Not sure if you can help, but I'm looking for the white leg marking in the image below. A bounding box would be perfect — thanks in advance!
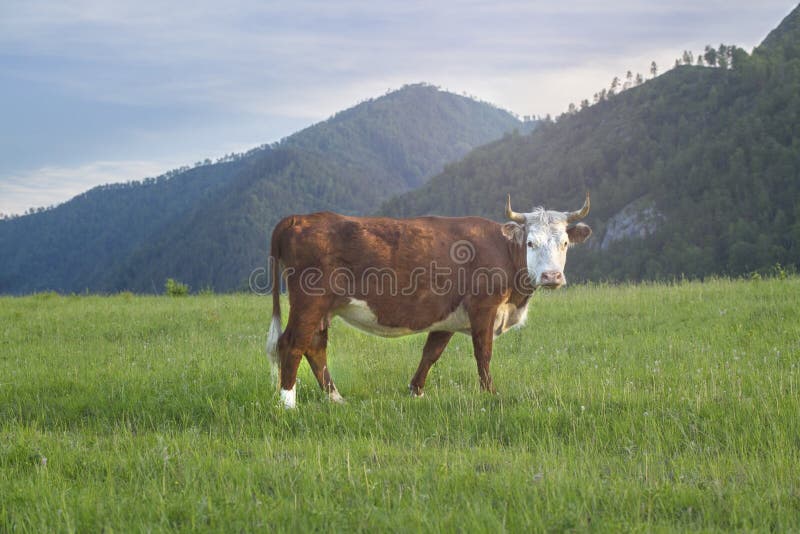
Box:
[280,387,296,409]
[409,385,425,398]
[329,390,345,404]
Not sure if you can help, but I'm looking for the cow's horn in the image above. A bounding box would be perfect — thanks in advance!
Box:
[566,192,590,223]
[505,194,526,224]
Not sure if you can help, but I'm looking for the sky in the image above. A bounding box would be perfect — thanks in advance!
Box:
[0,1,797,216]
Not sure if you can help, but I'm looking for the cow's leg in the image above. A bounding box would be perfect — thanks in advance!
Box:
[472,327,496,393]
[277,332,303,409]
[278,301,328,409]
[409,331,453,397]
[468,308,498,393]
[304,326,344,404]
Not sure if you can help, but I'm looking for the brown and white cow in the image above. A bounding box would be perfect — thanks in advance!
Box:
[267,194,591,408]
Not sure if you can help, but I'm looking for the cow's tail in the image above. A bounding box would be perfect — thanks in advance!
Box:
[266,220,288,389]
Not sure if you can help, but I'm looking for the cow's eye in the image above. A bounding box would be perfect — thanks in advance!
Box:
[527,240,534,248]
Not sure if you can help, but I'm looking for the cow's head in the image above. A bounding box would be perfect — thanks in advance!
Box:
[502,193,592,289]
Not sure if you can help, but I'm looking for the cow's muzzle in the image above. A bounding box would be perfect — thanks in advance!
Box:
[539,271,565,289]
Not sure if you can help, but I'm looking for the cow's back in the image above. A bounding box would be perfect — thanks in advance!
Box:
[274,212,510,272]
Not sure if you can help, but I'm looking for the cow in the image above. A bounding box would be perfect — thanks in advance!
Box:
[266,194,591,408]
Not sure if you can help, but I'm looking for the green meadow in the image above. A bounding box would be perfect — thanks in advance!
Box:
[1,278,799,531]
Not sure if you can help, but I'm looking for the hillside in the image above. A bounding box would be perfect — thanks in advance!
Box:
[381,7,800,281]
[0,84,528,294]
[0,161,250,293]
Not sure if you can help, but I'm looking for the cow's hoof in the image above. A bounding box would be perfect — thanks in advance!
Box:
[409,384,424,398]
[329,390,346,404]
[280,388,297,409]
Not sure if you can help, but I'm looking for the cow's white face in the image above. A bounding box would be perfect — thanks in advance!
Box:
[526,211,571,288]
[502,208,592,289]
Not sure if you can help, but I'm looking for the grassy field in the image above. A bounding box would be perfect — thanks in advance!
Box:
[1,278,799,531]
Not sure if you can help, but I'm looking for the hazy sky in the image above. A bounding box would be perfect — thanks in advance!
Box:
[0,1,796,215]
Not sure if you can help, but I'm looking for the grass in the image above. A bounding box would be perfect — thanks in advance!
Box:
[1,278,799,531]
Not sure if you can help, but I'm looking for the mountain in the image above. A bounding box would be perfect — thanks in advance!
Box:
[0,161,250,294]
[0,84,529,294]
[759,3,800,57]
[381,7,800,281]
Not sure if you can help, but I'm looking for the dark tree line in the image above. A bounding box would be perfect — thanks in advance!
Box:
[563,43,748,120]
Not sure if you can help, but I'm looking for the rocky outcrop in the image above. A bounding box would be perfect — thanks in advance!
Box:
[600,198,664,250]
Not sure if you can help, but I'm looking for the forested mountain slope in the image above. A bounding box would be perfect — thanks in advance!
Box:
[381,7,800,281]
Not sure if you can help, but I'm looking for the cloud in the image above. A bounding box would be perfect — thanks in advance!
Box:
[3,0,794,117]
[0,160,179,215]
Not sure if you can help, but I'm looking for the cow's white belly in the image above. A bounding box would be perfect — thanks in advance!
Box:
[334,298,527,338]
[334,299,416,337]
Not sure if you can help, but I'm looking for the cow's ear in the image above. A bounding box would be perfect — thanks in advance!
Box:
[567,223,592,244]
[501,222,525,245]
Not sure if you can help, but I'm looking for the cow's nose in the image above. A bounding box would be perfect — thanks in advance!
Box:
[540,271,564,288]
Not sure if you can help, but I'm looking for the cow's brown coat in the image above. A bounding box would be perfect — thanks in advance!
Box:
[268,209,584,402]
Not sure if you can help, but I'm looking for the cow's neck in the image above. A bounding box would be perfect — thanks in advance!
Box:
[507,240,534,306]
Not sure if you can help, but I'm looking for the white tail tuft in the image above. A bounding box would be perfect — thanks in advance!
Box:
[266,315,282,388]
